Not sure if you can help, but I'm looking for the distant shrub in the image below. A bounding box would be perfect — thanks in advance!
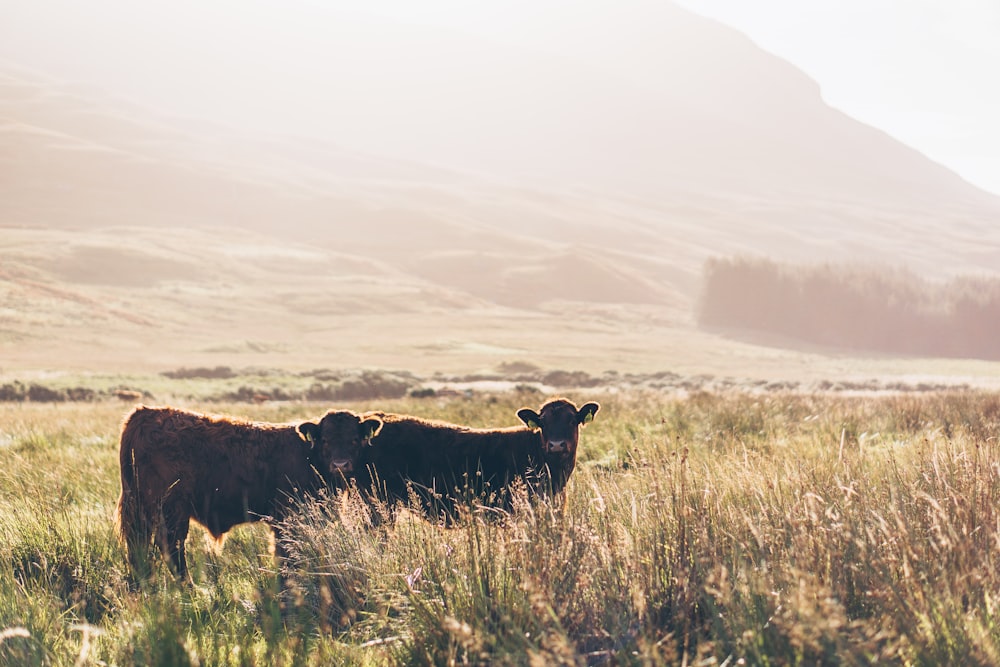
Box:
[699,257,1000,360]
[27,384,65,402]
[409,387,437,398]
[541,370,601,388]
[0,382,26,401]
[161,365,236,379]
[496,361,542,375]
[306,369,342,382]
[305,371,414,402]
[65,386,97,402]
[219,385,297,402]
[448,373,502,383]
[111,388,144,402]
[0,383,126,402]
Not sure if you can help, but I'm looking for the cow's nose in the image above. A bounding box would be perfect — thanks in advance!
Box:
[546,440,568,453]
[331,460,353,473]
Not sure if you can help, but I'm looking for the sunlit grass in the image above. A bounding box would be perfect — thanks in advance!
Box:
[3,390,1000,664]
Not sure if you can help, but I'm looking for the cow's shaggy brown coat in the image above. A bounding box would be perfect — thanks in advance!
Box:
[114,406,380,579]
[298,398,599,520]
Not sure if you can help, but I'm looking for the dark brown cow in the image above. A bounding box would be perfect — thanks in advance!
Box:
[114,406,381,580]
[298,398,599,520]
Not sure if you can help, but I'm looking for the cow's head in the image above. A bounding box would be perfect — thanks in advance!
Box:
[517,399,599,459]
[297,410,383,479]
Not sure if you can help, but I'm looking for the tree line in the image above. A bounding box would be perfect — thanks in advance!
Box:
[698,257,1000,360]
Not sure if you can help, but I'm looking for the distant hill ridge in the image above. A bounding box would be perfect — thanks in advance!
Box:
[2,1,1000,315]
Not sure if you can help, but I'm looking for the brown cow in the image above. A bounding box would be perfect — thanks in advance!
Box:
[298,398,599,520]
[114,406,382,580]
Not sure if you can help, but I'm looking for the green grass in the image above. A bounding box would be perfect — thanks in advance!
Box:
[3,390,1000,664]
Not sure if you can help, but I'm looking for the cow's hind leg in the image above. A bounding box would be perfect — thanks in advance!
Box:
[115,481,157,583]
[156,509,191,581]
[172,525,191,581]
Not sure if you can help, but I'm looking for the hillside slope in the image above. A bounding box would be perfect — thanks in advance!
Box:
[2,1,1000,373]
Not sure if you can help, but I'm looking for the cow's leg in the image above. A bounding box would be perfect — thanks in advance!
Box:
[172,524,190,580]
[271,525,291,590]
[156,508,191,580]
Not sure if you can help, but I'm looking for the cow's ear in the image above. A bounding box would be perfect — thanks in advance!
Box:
[578,402,600,425]
[297,422,319,446]
[361,417,383,443]
[517,408,541,430]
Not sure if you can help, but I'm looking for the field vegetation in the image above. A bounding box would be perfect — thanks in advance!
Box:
[2,385,1000,665]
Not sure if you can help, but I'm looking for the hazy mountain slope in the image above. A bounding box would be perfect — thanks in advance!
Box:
[3,58,999,318]
[3,0,1000,329]
[3,0,994,212]
[533,1,993,207]
[4,4,1000,374]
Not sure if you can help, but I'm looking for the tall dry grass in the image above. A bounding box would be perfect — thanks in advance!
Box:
[2,391,1000,664]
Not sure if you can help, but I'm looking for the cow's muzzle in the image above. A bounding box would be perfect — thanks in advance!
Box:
[330,459,354,473]
[544,440,571,454]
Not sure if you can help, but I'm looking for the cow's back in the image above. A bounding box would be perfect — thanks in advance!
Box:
[358,412,544,507]
[121,406,313,536]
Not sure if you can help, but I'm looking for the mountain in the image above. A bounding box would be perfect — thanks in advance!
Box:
[3,0,995,209]
[2,1,1000,374]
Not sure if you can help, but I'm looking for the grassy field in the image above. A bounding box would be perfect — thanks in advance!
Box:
[2,387,1000,665]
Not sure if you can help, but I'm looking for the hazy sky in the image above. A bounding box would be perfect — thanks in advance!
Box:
[675,0,1000,196]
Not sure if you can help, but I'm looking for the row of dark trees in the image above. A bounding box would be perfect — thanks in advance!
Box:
[698,257,1000,360]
